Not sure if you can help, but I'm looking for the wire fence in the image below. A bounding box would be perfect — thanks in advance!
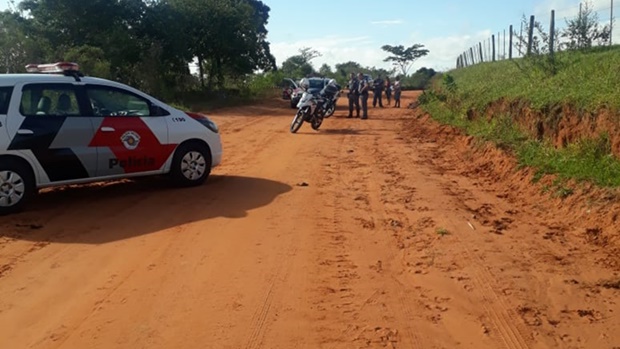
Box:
[456,0,617,68]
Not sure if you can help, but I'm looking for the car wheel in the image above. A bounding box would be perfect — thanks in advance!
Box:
[170,142,212,187]
[0,160,35,215]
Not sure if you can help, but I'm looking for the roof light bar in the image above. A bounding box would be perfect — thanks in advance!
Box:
[25,62,80,74]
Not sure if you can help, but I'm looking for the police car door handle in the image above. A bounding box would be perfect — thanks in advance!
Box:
[17,129,34,135]
[100,127,115,132]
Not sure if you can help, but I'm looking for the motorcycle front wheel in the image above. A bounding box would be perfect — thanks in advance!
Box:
[324,103,335,118]
[290,109,304,133]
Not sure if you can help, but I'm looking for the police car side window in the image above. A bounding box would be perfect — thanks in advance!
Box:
[0,87,13,114]
[19,84,81,117]
[85,85,153,117]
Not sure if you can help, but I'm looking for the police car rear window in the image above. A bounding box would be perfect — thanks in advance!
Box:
[0,87,13,114]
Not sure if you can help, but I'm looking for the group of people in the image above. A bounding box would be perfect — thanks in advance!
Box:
[346,72,402,119]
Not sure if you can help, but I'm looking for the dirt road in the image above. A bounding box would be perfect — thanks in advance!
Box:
[1,91,619,349]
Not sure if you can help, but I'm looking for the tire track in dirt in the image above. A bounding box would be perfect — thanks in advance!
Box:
[355,117,532,349]
[355,133,428,349]
[310,130,361,347]
[311,123,435,349]
[393,111,620,348]
[244,259,281,349]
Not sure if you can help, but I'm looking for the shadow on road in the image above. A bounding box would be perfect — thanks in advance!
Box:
[313,128,378,136]
[1,175,292,244]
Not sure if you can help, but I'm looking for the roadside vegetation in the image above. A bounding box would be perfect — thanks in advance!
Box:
[419,6,620,190]
[0,0,435,110]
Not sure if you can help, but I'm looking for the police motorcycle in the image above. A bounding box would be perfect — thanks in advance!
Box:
[290,78,330,133]
[321,80,341,118]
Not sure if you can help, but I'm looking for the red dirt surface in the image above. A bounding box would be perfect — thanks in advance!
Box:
[1,91,619,349]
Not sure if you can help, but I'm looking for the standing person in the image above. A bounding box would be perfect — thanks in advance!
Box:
[393,76,402,108]
[385,77,392,106]
[347,72,360,118]
[372,74,384,108]
[358,72,369,119]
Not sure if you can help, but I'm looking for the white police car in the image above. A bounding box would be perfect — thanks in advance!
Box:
[0,62,223,214]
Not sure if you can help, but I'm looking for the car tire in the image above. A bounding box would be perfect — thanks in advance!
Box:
[169,142,212,187]
[0,159,35,216]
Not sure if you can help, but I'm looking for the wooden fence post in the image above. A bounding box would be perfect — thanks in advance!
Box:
[527,15,535,55]
[509,24,513,59]
[492,34,496,61]
[479,42,484,62]
[503,29,506,59]
[518,22,523,56]
[550,10,555,56]
[611,0,614,46]
[498,32,501,59]
[469,47,475,64]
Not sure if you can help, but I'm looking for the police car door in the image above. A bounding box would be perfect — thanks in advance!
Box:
[85,84,171,178]
[6,82,98,184]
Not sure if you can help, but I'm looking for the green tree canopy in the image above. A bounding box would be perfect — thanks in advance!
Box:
[381,43,430,76]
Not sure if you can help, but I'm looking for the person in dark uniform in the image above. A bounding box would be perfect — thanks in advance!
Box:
[357,72,369,119]
[372,74,384,108]
[385,76,392,106]
[347,72,360,118]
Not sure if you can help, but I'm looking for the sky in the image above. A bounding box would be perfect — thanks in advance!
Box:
[0,0,617,73]
[265,0,617,72]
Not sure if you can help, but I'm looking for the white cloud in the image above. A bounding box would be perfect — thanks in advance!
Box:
[532,0,615,19]
[370,19,404,25]
[414,30,493,72]
[270,30,494,75]
[270,35,388,71]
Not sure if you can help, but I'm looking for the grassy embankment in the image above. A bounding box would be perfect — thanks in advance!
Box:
[420,45,620,192]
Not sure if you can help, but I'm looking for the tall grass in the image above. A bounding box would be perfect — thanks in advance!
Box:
[420,45,620,190]
[441,45,620,112]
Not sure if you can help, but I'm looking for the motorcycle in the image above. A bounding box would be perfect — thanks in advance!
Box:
[323,91,340,119]
[290,90,326,133]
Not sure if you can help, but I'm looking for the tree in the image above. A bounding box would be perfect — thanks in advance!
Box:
[280,47,321,78]
[319,63,332,76]
[561,0,612,50]
[298,47,321,62]
[171,0,276,89]
[381,43,429,76]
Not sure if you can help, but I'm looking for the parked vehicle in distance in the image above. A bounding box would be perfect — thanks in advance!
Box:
[290,77,331,109]
[281,78,298,100]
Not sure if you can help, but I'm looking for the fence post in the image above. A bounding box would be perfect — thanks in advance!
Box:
[518,22,523,56]
[527,15,535,55]
[550,10,555,56]
[503,29,506,59]
[509,25,513,59]
[469,47,475,64]
[611,0,614,46]
[479,42,484,62]
[492,34,496,61]
[498,32,501,59]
